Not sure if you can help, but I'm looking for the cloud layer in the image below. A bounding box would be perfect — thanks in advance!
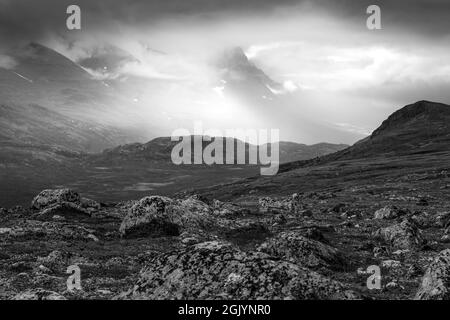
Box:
[1,0,450,144]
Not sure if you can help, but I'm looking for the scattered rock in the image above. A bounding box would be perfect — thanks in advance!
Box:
[416,198,429,206]
[374,219,426,250]
[374,205,408,220]
[441,234,450,243]
[415,249,450,299]
[407,263,422,279]
[385,280,402,290]
[434,212,450,228]
[258,197,291,214]
[373,246,389,258]
[271,214,287,225]
[36,250,71,273]
[257,231,346,271]
[0,227,12,235]
[13,288,66,300]
[211,200,249,218]
[410,212,433,228]
[87,234,99,242]
[80,197,101,211]
[331,203,346,214]
[382,260,401,269]
[34,202,90,219]
[302,227,328,243]
[299,209,313,218]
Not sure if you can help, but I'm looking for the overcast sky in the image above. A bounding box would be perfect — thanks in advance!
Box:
[1,0,450,143]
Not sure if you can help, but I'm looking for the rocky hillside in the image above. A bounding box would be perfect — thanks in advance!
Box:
[279,100,450,173]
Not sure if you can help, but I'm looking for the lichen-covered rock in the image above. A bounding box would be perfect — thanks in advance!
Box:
[415,249,450,300]
[119,196,215,238]
[13,288,66,300]
[36,250,71,273]
[211,200,249,218]
[80,197,102,211]
[258,197,291,213]
[0,220,98,242]
[258,194,304,214]
[31,189,81,210]
[374,219,425,250]
[257,231,346,271]
[120,241,354,300]
[30,189,97,219]
[435,211,450,228]
[33,202,90,219]
[302,227,328,243]
[374,206,409,220]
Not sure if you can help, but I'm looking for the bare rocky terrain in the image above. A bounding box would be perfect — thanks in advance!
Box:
[1,101,450,300]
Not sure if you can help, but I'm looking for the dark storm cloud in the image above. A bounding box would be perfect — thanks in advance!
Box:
[0,0,299,45]
[1,0,450,46]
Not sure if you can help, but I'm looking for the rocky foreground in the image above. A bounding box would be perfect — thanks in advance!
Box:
[1,181,450,300]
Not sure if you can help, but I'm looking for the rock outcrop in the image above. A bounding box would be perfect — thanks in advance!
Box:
[374,206,409,220]
[415,249,450,299]
[119,196,215,238]
[30,189,100,219]
[121,241,354,300]
[374,219,425,250]
[31,189,81,210]
[257,231,346,271]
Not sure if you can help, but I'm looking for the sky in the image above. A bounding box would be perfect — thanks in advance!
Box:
[1,0,450,144]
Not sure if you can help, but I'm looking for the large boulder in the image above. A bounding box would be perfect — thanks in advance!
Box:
[30,189,99,219]
[374,206,409,220]
[373,219,425,250]
[120,241,355,300]
[257,231,347,271]
[119,196,215,238]
[415,249,450,300]
[31,189,81,210]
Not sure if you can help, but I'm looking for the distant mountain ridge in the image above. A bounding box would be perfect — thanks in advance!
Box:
[88,136,348,165]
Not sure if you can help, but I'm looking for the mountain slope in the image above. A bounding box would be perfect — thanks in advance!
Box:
[330,100,450,160]
[182,100,450,201]
[0,43,148,151]
[279,100,450,171]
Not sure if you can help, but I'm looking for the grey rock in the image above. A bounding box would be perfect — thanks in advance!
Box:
[257,231,346,271]
[119,196,215,238]
[415,249,450,299]
[374,219,425,250]
[120,241,354,300]
[13,288,66,300]
[374,206,408,220]
[31,189,81,210]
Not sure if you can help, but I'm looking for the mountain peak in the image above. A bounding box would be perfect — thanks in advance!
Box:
[372,100,450,138]
[217,46,250,69]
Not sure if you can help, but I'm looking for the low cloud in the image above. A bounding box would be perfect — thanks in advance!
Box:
[0,54,17,69]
